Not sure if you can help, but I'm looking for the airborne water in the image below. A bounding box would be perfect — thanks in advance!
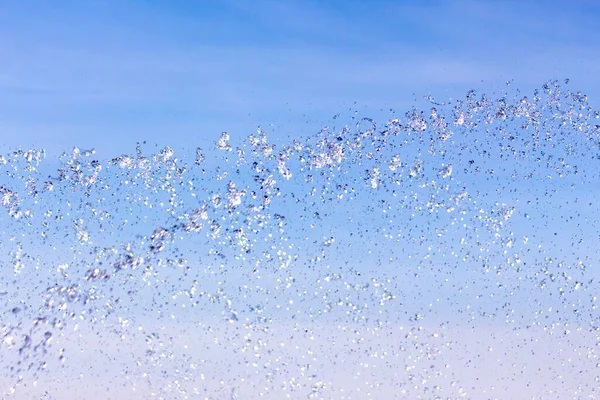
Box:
[1,80,599,399]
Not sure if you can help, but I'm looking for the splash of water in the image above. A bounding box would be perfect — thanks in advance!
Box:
[1,80,599,398]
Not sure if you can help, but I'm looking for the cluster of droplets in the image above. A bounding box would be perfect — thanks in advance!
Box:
[1,80,600,398]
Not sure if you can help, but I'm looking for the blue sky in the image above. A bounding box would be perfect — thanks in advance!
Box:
[2,2,600,398]
[1,0,599,155]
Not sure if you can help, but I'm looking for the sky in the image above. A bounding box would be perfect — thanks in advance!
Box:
[2,1,600,399]
[1,0,599,155]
